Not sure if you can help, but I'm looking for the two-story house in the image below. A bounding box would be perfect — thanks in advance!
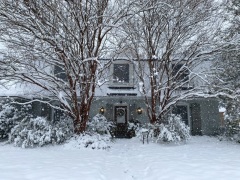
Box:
[88,58,220,137]
[0,58,220,138]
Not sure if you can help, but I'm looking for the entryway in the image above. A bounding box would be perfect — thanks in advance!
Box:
[114,105,128,138]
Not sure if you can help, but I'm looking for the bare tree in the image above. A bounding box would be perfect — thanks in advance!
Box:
[0,0,135,134]
[213,0,240,122]
[122,0,222,123]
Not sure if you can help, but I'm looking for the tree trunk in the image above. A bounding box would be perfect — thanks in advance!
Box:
[73,107,90,134]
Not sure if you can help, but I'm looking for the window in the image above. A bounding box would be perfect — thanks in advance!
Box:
[109,60,134,88]
[172,63,192,90]
[172,64,189,82]
[113,64,129,83]
[54,65,67,81]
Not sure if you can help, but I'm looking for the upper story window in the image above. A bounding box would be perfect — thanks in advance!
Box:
[172,63,189,82]
[172,63,192,90]
[109,60,134,88]
[54,65,67,81]
[113,64,129,83]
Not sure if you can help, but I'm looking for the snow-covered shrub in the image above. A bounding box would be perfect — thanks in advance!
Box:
[219,101,240,143]
[223,119,240,143]
[215,100,240,138]
[87,114,115,135]
[0,100,31,139]
[64,133,112,150]
[156,114,190,142]
[63,114,115,149]
[145,114,190,143]
[0,103,16,139]
[127,121,140,138]
[9,116,73,148]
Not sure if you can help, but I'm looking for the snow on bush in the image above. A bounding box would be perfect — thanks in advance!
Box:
[0,100,31,139]
[87,113,114,135]
[219,101,240,143]
[223,118,240,143]
[0,104,16,139]
[156,114,190,142]
[63,114,114,150]
[140,114,190,143]
[64,133,112,150]
[9,116,73,148]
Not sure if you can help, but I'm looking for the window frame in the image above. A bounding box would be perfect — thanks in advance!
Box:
[109,60,134,88]
[172,63,190,82]
[172,62,193,90]
[113,64,130,83]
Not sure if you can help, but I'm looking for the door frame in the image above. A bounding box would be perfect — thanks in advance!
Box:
[113,104,129,124]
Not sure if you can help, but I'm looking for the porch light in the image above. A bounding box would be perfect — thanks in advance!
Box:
[99,107,105,114]
[137,107,143,114]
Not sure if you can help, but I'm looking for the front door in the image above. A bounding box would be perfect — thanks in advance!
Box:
[114,106,128,138]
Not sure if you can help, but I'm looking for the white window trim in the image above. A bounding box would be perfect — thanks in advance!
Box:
[109,60,134,88]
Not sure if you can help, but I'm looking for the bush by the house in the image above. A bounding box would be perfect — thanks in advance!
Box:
[127,121,140,138]
[142,114,190,143]
[224,119,240,142]
[64,133,112,150]
[87,113,115,136]
[0,100,31,139]
[157,114,190,142]
[65,114,115,149]
[9,116,73,148]
[219,101,240,143]
[0,103,16,139]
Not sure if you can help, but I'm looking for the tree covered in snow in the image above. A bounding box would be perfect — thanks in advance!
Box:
[213,0,240,140]
[0,0,136,134]
[213,0,240,97]
[121,0,223,124]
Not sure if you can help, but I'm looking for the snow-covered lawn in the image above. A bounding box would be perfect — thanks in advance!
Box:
[1,136,240,180]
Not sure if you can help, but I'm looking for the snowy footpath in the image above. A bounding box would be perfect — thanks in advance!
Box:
[1,136,240,180]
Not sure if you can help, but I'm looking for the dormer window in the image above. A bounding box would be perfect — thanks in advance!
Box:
[109,60,134,88]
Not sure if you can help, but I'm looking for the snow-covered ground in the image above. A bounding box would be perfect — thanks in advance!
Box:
[1,136,240,180]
